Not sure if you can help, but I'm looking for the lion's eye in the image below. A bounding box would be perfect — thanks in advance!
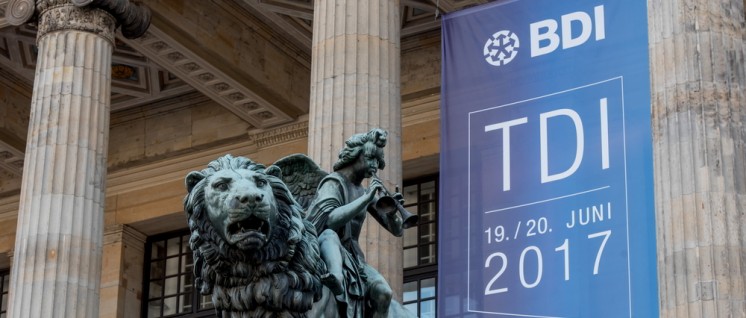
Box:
[213,182,228,191]
[255,178,267,187]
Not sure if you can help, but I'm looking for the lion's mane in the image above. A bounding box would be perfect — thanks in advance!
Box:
[184,155,325,316]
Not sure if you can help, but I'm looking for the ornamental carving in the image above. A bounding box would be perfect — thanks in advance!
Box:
[241,102,260,111]
[150,41,168,52]
[166,51,184,61]
[249,120,308,148]
[5,0,150,42]
[182,131,417,316]
[198,73,215,82]
[256,111,274,119]
[36,4,117,43]
[213,83,229,92]
[70,0,150,39]
[181,62,200,72]
[5,0,34,26]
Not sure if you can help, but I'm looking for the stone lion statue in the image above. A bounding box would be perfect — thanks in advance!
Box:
[184,154,415,317]
[184,155,333,317]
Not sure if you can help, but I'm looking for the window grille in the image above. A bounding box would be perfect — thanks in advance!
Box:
[142,230,214,318]
[0,269,9,318]
[402,175,439,317]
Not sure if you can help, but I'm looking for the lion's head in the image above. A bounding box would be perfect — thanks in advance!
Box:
[184,155,325,315]
[191,159,278,250]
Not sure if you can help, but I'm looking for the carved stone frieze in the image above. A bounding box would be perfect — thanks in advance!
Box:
[249,120,309,148]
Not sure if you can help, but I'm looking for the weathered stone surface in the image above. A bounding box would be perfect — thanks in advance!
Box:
[8,7,116,317]
[650,0,746,317]
[36,4,117,43]
[99,225,145,318]
[401,32,441,97]
[108,98,252,167]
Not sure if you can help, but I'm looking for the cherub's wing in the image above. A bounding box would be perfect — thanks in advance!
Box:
[272,154,328,210]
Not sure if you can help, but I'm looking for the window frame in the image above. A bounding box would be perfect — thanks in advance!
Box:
[141,229,214,318]
[402,174,439,317]
[0,268,8,318]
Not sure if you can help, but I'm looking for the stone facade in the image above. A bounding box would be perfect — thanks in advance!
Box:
[0,0,742,317]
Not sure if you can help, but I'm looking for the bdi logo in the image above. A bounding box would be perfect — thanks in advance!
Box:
[484,5,606,66]
[484,30,520,66]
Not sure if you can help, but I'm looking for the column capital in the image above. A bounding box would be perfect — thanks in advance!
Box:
[5,0,150,42]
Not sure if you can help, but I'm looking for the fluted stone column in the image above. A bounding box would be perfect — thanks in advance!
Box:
[650,0,746,317]
[308,0,403,296]
[5,1,149,317]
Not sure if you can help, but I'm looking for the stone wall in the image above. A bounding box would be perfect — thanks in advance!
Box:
[401,31,441,98]
[108,94,252,168]
[0,81,29,143]
[0,79,29,198]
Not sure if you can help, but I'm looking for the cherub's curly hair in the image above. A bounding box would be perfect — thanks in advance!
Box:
[333,128,388,171]
[184,155,325,315]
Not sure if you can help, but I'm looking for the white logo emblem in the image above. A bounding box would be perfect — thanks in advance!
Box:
[484,30,520,66]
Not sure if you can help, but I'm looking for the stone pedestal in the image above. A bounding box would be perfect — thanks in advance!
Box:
[6,1,149,317]
[650,0,746,316]
[308,0,403,296]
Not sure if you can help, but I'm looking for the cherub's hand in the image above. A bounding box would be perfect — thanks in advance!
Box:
[393,186,405,205]
[368,178,385,200]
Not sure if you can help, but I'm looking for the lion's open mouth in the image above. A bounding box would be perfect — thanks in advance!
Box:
[227,215,270,238]
[226,214,271,249]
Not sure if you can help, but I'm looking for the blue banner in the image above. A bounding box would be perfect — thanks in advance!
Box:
[439,1,657,317]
